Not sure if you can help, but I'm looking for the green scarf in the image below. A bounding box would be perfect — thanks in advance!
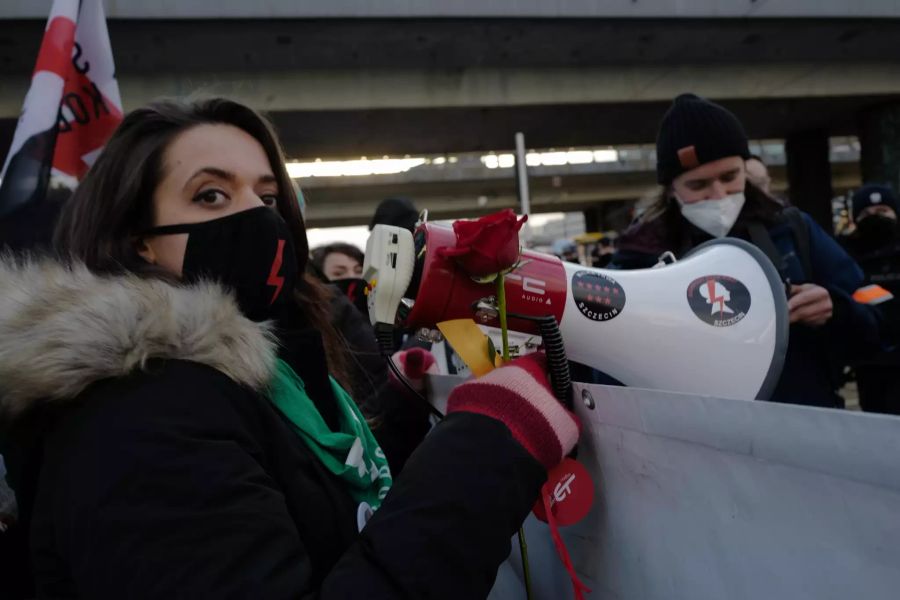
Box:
[268,359,392,510]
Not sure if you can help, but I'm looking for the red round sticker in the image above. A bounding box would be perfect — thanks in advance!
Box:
[532,458,595,526]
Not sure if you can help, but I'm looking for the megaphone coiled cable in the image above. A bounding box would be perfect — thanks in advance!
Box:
[508,313,572,409]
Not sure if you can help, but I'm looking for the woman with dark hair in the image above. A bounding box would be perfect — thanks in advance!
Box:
[0,98,578,598]
[311,242,365,281]
[610,93,881,408]
[309,241,388,416]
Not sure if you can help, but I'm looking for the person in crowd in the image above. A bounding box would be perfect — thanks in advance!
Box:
[563,247,579,264]
[0,98,578,598]
[842,184,900,414]
[324,276,389,415]
[592,235,616,268]
[308,242,386,408]
[369,197,419,233]
[369,204,468,375]
[744,154,772,195]
[610,93,881,408]
[366,195,462,370]
[311,242,364,281]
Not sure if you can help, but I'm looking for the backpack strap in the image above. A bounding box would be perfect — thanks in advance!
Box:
[782,207,814,280]
[745,207,814,283]
[746,220,788,279]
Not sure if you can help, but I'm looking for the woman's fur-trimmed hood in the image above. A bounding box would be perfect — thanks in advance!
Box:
[0,255,278,416]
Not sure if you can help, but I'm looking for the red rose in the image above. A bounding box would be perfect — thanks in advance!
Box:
[438,209,528,277]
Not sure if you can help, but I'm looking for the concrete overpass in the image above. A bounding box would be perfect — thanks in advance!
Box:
[2,1,899,229]
[303,140,863,229]
[3,16,900,157]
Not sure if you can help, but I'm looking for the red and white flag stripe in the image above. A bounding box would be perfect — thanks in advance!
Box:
[0,0,122,218]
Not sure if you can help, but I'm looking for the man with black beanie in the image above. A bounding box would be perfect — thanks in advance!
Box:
[655,93,752,187]
[611,93,882,408]
[847,184,900,254]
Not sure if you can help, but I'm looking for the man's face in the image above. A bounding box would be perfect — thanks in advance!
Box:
[671,156,746,203]
[855,204,898,246]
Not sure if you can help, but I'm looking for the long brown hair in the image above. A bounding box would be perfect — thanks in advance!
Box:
[640,180,784,252]
[53,97,351,388]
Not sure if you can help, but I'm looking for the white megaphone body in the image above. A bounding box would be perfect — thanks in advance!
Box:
[364,221,788,401]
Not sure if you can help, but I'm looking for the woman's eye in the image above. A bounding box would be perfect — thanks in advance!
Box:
[260,194,279,206]
[721,173,737,183]
[193,189,228,205]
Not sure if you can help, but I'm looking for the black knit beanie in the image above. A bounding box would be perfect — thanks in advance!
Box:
[851,184,899,221]
[369,197,419,232]
[656,94,751,185]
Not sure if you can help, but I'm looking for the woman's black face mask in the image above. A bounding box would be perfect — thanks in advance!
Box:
[144,206,298,321]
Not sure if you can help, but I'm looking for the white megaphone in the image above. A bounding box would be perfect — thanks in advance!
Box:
[364,222,788,401]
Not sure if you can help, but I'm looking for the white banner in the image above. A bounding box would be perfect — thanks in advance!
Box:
[430,378,900,599]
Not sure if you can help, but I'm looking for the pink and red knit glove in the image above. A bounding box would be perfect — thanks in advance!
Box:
[390,347,440,392]
[446,353,580,469]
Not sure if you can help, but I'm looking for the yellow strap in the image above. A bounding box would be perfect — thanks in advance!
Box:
[437,319,498,377]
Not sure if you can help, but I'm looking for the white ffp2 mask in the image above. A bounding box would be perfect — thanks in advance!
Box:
[676,192,746,238]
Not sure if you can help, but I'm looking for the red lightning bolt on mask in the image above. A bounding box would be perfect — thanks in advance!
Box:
[267,239,286,304]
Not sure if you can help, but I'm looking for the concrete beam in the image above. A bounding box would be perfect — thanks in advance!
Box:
[4,17,899,160]
[6,63,900,119]
[8,19,900,74]
[265,96,900,158]
[6,0,900,19]
[1,93,891,162]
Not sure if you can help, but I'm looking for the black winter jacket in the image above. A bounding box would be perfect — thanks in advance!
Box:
[0,258,545,599]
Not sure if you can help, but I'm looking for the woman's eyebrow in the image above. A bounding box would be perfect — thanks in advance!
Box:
[183,167,235,191]
[182,169,277,191]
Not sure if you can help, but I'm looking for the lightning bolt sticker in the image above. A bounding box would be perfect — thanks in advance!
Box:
[267,239,286,304]
[707,278,727,316]
[688,275,750,328]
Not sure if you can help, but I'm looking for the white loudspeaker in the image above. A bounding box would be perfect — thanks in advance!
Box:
[555,239,788,400]
[367,224,788,401]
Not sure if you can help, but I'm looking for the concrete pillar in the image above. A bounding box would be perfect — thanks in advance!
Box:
[858,103,900,191]
[785,129,833,232]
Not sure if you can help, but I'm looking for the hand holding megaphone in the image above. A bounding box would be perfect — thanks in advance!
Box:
[446,352,580,470]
